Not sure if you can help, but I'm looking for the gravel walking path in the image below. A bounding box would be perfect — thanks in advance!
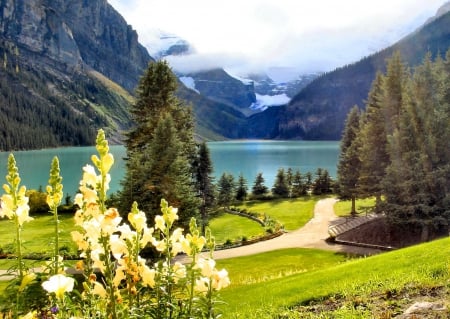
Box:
[205,198,382,260]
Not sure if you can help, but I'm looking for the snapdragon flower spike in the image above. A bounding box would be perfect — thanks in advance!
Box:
[0,154,32,226]
[46,157,63,209]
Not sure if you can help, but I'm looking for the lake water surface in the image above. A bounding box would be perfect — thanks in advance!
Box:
[0,140,339,197]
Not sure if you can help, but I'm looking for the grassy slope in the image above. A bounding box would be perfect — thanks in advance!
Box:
[208,214,265,244]
[236,197,317,230]
[218,237,450,318]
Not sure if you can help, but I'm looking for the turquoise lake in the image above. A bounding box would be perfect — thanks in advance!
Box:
[0,140,340,197]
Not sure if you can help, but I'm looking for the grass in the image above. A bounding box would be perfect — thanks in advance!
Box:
[216,248,350,286]
[0,214,78,257]
[334,197,376,217]
[236,197,318,230]
[217,237,450,318]
[208,213,265,244]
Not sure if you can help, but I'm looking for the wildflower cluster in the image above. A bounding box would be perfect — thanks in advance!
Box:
[2,130,229,319]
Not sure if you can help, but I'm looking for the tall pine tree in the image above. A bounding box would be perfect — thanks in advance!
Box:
[119,61,198,224]
[336,106,361,215]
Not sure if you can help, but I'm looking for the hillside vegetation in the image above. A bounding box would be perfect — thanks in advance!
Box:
[218,237,450,318]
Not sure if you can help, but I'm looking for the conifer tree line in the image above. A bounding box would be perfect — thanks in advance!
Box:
[337,51,450,235]
[216,167,333,207]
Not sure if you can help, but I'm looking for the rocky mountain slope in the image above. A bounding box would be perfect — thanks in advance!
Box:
[245,5,450,140]
[0,0,249,150]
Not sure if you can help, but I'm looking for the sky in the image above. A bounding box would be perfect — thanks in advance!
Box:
[108,0,446,78]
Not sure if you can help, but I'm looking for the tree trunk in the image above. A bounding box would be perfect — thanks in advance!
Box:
[351,196,356,216]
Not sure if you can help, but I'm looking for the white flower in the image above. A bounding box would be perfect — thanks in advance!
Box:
[42,274,75,300]
[211,268,230,290]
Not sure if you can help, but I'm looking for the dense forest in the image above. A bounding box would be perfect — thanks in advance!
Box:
[0,41,132,150]
[337,50,450,239]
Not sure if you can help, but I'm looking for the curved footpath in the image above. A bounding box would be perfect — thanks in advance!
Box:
[207,198,381,260]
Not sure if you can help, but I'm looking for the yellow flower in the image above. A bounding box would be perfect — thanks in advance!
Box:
[155,215,166,231]
[102,153,114,174]
[139,263,156,288]
[20,311,37,319]
[110,234,128,259]
[196,258,216,277]
[165,206,179,225]
[19,272,37,292]
[172,262,186,283]
[194,277,209,293]
[152,238,167,252]
[182,233,206,256]
[140,226,155,248]
[128,209,147,232]
[42,274,75,300]
[92,281,107,298]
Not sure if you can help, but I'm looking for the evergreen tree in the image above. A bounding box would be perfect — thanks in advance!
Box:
[291,170,307,197]
[358,73,389,208]
[251,172,269,198]
[272,168,289,198]
[382,51,408,136]
[217,173,235,208]
[336,106,362,214]
[312,168,333,195]
[235,173,248,201]
[119,61,198,224]
[286,168,294,197]
[383,53,450,234]
[132,114,198,224]
[304,172,313,193]
[194,142,216,232]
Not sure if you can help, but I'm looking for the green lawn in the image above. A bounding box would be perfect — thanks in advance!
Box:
[216,248,349,286]
[208,213,265,244]
[236,197,318,230]
[0,214,77,256]
[334,197,376,217]
[217,237,450,318]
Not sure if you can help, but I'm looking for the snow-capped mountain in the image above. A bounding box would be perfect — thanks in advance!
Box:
[145,30,319,113]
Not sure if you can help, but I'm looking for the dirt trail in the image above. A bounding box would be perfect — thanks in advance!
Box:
[205,198,381,260]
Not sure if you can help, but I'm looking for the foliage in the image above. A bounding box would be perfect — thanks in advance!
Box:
[235,173,248,201]
[336,106,362,214]
[0,130,229,319]
[251,172,269,198]
[193,142,216,232]
[216,173,235,208]
[311,168,333,195]
[271,168,290,198]
[340,50,450,232]
[119,60,199,226]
